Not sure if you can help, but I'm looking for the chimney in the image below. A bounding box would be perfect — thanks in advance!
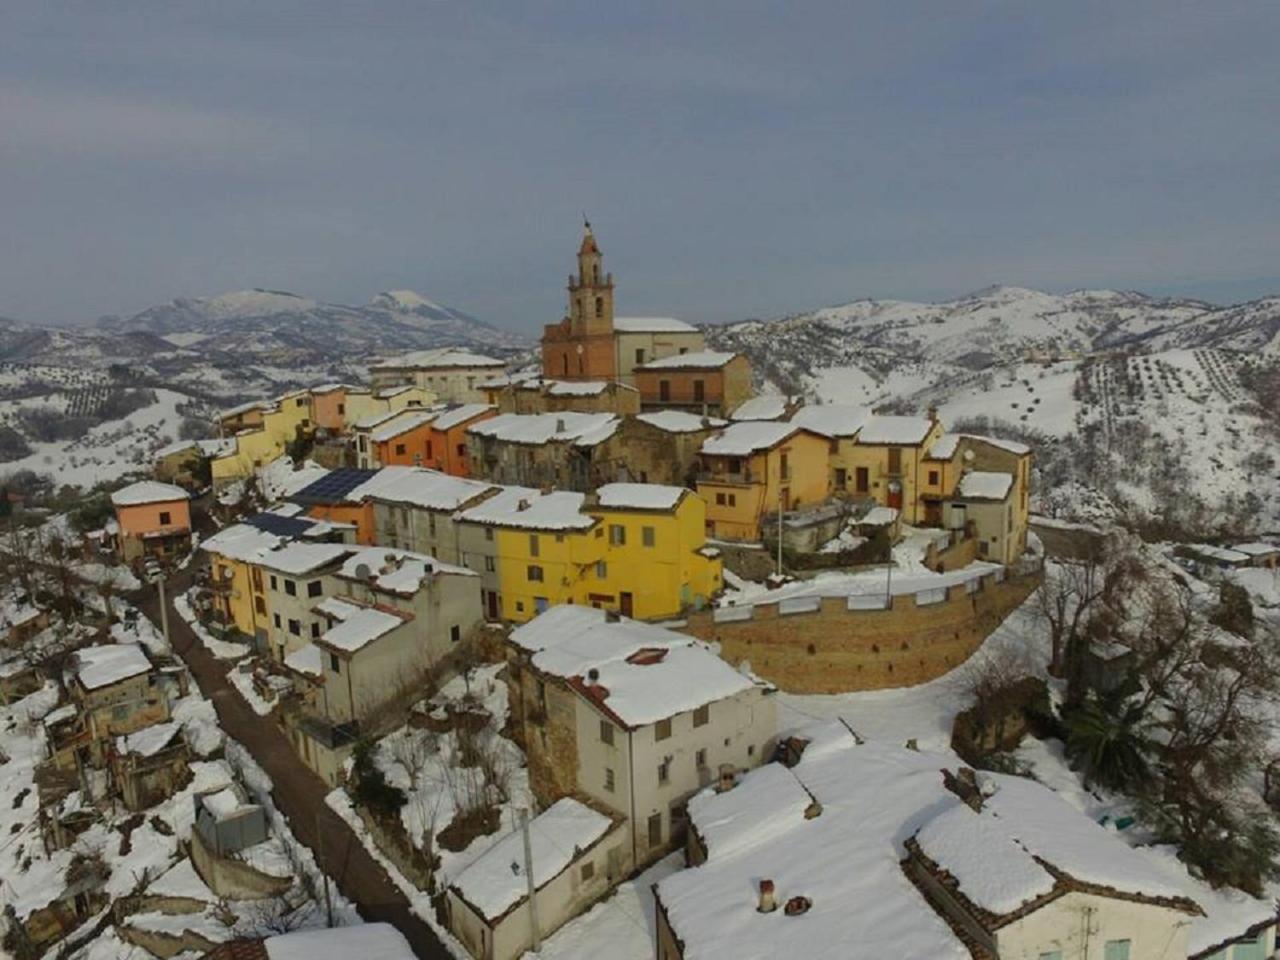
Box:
[717,763,736,793]
[757,879,777,913]
[517,499,530,511]
[555,418,566,433]
[942,767,984,812]
[585,667,599,687]
[604,609,621,623]
[927,404,939,423]
[700,416,711,429]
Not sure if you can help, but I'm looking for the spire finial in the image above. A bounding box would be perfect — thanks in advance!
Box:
[583,214,592,232]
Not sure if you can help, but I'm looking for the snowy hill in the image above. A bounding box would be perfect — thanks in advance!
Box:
[97,287,528,363]
[708,286,1280,532]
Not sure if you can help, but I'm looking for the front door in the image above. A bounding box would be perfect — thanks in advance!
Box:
[486,591,499,620]
[887,480,903,510]
[648,812,663,850]
[620,592,634,618]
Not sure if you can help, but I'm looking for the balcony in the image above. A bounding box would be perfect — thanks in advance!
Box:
[695,469,759,486]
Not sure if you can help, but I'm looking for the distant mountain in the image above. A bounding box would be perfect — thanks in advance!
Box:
[96,287,528,363]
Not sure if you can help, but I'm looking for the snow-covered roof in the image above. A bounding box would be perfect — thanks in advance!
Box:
[201,522,288,563]
[309,382,347,394]
[317,600,407,654]
[594,483,685,511]
[338,546,476,593]
[74,643,151,690]
[1233,542,1279,557]
[927,433,962,459]
[154,437,235,460]
[466,411,619,447]
[451,798,615,922]
[199,785,255,819]
[637,350,737,370]
[258,457,330,501]
[115,720,183,757]
[351,466,495,510]
[789,403,871,438]
[431,402,494,430]
[954,471,1014,501]
[110,480,189,507]
[453,485,542,525]
[915,770,1195,917]
[262,921,417,959]
[701,421,801,456]
[219,399,274,419]
[371,348,505,370]
[961,433,1032,456]
[613,316,698,333]
[730,395,791,422]
[545,380,609,396]
[283,643,322,679]
[256,541,353,575]
[1186,543,1251,564]
[635,410,727,433]
[855,414,936,445]
[354,407,415,430]
[659,729,1197,960]
[510,606,762,727]
[370,410,437,443]
[147,858,215,904]
[486,490,595,531]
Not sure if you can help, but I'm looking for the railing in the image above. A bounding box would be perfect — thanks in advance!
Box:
[695,470,757,485]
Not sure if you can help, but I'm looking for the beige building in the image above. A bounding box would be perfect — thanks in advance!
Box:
[507,606,776,871]
[364,467,498,562]
[61,644,169,768]
[446,798,628,960]
[465,412,620,492]
[612,316,705,385]
[287,547,483,785]
[942,471,1022,565]
[655,725,1237,960]
[589,411,726,487]
[491,379,640,416]
[369,348,506,403]
[254,541,354,662]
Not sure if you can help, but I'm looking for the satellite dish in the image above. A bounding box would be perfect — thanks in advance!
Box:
[963,449,975,462]
[353,563,372,580]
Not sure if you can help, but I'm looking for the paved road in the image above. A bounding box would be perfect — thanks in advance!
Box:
[132,569,451,959]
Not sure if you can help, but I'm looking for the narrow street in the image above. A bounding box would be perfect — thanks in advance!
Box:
[131,568,452,960]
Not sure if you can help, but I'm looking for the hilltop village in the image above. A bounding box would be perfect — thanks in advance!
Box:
[1,225,1277,960]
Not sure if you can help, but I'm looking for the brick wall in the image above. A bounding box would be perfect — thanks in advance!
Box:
[685,567,1041,694]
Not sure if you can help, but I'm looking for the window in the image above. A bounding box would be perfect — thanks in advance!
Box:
[337,403,344,415]
[727,493,737,507]
[693,703,709,727]
[887,447,902,474]
[1103,942,1130,960]
[715,492,726,506]
[604,768,615,792]
[428,513,437,535]
[693,379,704,402]
[310,623,320,638]
[395,443,406,456]
[580,861,595,882]
[527,565,544,582]
[655,718,672,741]
[642,526,655,547]
[835,468,847,489]
[928,469,940,485]
[658,759,670,784]
[484,527,493,541]
[285,580,297,597]
[296,397,306,408]
[600,720,614,745]
[484,556,496,573]
[695,748,707,769]
[288,619,301,636]
[1037,952,1063,960]
[748,744,755,756]
[659,380,671,402]
[330,653,340,673]
[529,534,540,557]
[273,613,281,628]
[648,813,662,847]
[158,511,172,525]
[595,296,603,317]
[450,625,461,643]
[595,560,607,578]
[780,452,789,479]
[635,348,645,364]
[307,580,322,598]
[270,575,278,591]
[855,467,870,493]
[609,524,626,545]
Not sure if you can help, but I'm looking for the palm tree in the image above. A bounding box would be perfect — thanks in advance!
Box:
[1065,696,1153,791]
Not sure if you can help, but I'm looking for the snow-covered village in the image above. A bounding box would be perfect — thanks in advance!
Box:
[2,6,1280,960]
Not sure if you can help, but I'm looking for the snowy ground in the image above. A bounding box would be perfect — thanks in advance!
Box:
[175,590,250,660]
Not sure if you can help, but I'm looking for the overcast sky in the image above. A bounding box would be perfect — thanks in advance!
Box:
[3,2,1278,331]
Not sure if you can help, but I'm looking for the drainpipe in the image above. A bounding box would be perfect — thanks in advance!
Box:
[628,727,638,870]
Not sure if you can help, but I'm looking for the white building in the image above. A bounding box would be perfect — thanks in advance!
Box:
[369,348,506,403]
[508,605,777,872]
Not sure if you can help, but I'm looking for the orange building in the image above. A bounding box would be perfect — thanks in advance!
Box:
[369,411,438,467]
[633,352,753,418]
[423,403,496,476]
[540,222,618,381]
[290,468,381,544]
[309,384,348,433]
[110,481,193,563]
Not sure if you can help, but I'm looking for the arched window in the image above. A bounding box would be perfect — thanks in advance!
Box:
[592,264,600,284]
[577,298,583,319]
[595,297,603,317]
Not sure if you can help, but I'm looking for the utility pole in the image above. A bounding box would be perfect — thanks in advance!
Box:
[776,482,784,579]
[156,571,171,649]
[316,809,333,927]
[520,808,541,952]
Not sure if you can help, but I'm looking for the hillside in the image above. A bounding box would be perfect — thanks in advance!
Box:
[707,286,1280,532]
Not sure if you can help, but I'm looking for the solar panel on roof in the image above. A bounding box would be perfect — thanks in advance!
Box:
[289,468,377,505]
[244,513,316,537]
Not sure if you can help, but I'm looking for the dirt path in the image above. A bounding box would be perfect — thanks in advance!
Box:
[132,570,452,959]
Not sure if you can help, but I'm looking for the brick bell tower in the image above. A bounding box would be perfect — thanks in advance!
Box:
[540,219,619,380]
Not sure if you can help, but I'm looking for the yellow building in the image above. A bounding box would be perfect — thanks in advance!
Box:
[201,523,278,644]
[834,413,945,524]
[210,427,289,488]
[696,422,831,542]
[493,492,605,622]
[343,385,435,426]
[584,484,721,619]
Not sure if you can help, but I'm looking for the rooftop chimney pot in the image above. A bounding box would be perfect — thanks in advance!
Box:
[758,879,777,913]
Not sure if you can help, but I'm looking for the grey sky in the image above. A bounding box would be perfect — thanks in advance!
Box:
[3,1,1278,331]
